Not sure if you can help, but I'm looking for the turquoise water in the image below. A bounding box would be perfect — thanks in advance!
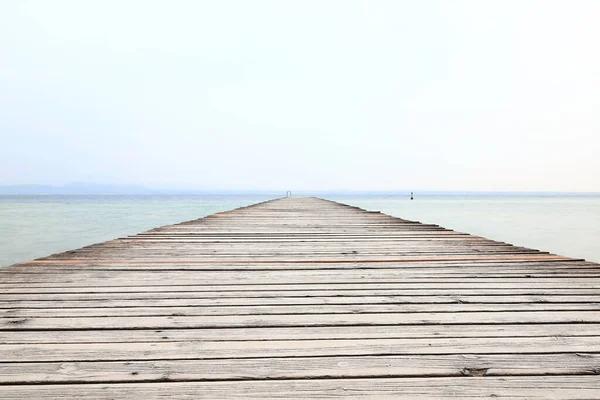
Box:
[1,194,599,267]
[0,195,273,267]
[329,195,600,263]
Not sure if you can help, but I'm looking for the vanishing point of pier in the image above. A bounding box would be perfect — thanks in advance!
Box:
[1,197,599,398]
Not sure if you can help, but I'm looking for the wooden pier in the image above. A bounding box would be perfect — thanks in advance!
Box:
[1,197,599,398]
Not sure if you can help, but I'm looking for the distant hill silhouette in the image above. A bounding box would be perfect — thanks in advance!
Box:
[0,183,281,195]
[0,183,159,195]
[0,184,597,196]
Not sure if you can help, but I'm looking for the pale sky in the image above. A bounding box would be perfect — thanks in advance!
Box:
[1,0,599,191]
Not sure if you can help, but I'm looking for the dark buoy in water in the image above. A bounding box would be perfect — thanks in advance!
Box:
[410,192,414,200]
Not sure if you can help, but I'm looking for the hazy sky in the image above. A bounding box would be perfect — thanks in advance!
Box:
[1,1,599,191]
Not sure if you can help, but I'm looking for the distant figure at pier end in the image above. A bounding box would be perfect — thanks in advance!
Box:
[410,192,414,200]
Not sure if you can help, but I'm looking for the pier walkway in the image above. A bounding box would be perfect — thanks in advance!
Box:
[1,197,599,398]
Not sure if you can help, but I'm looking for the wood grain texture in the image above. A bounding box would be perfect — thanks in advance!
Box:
[1,353,599,384]
[1,196,599,398]
[1,377,600,399]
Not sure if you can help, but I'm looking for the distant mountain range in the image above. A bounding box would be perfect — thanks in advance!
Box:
[0,183,279,195]
[0,183,598,196]
[0,183,158,195]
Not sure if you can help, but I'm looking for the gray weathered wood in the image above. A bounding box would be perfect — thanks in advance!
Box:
[1,376,600,399]
[1,196,599,398]
[1,353,598,384]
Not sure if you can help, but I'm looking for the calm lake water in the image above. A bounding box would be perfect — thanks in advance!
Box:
[0,195,273,267]
[329,194,600,264]
[1,194,599,267]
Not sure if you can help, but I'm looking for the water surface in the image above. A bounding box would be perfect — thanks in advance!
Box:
[0,195,273,267]
[329,195,600,263]
[1,194,599,267]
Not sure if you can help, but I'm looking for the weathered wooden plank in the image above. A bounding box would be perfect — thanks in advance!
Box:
[23,254,572,263]
[3,279,600,292]
[4,270,600,286]
[3,288,600,301]
[2,196,599,396]
[3,324,600,344]
[1,376,599,399]
[4,294,600,309]
[7,260,594,271]
[1,353,599,384]
[3,311,600,330]
[3,302,600,318]
[1,336,599,362]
